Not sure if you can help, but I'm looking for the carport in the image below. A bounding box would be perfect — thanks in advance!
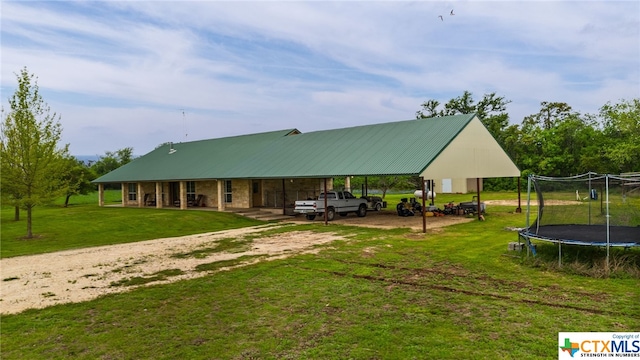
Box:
[93,113,520,233]
[263,114,520,232]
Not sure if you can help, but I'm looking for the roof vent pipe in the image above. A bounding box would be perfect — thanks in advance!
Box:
[169,142,177,154]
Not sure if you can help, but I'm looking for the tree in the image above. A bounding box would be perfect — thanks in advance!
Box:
[0,67,70,238]
[0,137,23,221]
[415,99,440,119]
[416,90,511,142]
[368,176,416,198]
[62,156,97,207]
[521,101,575,130]
[91,147,134,176]
[515,101,612,177]
[599,99,640,173]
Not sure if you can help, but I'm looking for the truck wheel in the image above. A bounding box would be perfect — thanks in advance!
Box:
[339,212,348,217]
[356,204,367,217]
[374,203,382,211]
[305,214,316,221]
[326,207,335,221]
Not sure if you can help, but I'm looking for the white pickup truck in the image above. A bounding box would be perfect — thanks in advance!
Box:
[294,191,368,221]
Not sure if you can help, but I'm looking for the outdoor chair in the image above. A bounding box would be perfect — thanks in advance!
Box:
[144,193,156,206]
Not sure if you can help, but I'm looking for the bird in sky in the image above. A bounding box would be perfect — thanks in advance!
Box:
[450,9,455,15]
[438,15,443,21]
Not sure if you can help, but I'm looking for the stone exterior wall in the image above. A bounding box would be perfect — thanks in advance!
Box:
[195,180,217,208]
[140,183,156,205]
[122,182,143,206]
[228,179,251,208]
[121,178,336,210]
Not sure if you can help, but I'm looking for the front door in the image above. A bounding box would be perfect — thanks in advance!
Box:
[252,180,262,207]
[170,182,180,206]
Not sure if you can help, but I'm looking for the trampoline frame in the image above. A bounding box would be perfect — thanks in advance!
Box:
[519,172,640,267]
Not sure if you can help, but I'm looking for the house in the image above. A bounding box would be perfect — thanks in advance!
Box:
[92,114,520,213]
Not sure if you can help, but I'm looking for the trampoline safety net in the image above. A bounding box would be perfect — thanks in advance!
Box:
[523,172,640,247]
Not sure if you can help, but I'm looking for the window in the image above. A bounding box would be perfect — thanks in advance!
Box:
[128,183,137,201]
[224,180,232,203]
[186,181,196,202]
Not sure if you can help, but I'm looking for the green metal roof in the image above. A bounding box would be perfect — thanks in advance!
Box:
[93,114,476,183]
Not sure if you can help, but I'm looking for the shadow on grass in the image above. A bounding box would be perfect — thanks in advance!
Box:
[520,242,640,279]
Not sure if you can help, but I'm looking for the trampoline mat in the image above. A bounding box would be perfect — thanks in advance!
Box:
[530,225,640,245]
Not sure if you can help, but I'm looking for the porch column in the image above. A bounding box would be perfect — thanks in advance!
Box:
[476,178,482,221]
[98,184,104,207]
[364,177,368,196]
[155,182,162,208]
[515,177,522,213]
[345,176,351,192]
[281,179,286,215]
[137,182,144,207]
[217,180,225,211]
[121,183,126,207]
[421,177,427,234]
[323,178,328,226]
[180,181,187,210]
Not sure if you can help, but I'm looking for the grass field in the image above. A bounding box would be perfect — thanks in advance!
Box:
[1,190,263,258]
[1,191,639,359]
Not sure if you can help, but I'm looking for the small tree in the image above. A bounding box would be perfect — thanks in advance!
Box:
[369,176,416,198]
[62,156,97,207]
[0,67,69,238]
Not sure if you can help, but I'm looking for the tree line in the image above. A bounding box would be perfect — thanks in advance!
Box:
[2,68,638,238]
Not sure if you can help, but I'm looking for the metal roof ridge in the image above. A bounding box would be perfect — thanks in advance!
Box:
[294,113,476,136]
[170,128,300,145]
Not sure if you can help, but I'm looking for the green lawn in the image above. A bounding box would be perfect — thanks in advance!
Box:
[1,190,263,258]
[1,191,639,359]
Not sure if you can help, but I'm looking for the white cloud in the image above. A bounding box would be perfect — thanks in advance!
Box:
[1,1,638,155]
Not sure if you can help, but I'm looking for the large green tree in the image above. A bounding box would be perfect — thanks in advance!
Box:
[599,99,640,173]
[91,147,134,176]
[416,90,511,143]
[0,67,70,238]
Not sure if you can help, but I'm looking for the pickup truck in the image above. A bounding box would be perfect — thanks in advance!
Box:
[294,191,368,221]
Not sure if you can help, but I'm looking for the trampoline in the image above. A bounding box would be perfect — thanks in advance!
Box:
[519,173,640,264]
[527,224,640,247]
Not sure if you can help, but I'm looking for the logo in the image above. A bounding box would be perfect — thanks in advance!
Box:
[560,338,580,357]
[558,332,640,359]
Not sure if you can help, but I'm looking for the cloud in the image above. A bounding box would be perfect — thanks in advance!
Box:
[1,1,638,155]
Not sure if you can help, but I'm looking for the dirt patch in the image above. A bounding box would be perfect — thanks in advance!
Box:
[287,210,474,230]
[0,211,473,315]
[0,224,343,315]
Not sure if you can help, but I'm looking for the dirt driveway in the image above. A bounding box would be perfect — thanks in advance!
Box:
[288,209,474,230]
[0,211,473,315]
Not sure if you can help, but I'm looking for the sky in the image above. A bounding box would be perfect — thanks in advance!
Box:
[1,1,639,156]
